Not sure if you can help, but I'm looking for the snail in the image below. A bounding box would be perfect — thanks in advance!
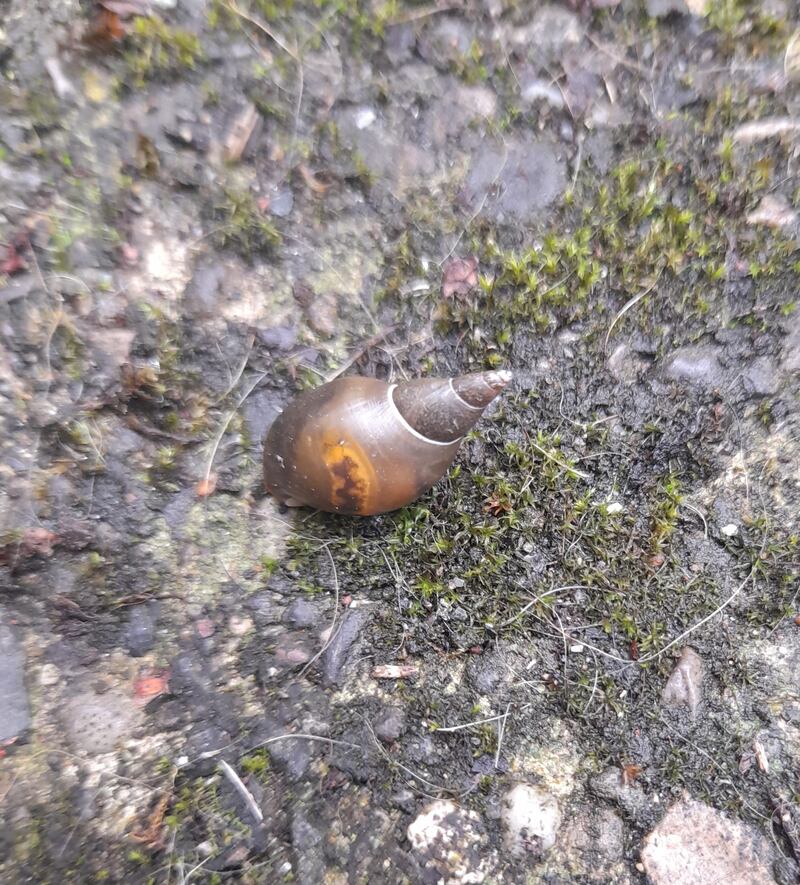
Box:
[263,370,512,516]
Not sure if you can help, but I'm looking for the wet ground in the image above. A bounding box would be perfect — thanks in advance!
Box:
[1,0,800,882]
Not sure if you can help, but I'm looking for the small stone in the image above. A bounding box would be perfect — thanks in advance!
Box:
[374,706,406,743]
[509,6,583,62]
[183,725,232,776]
[39,663,60,687]
[354,107,376,129]
[744,356,779,396]
[590,767,653,823]
[268,734,312,779]
[274,636,313,668]
[732,117,800,144]
[0,615,30,743]
[123,605,157,657]
[661,647,703,715]
[62,690,141,754]
[392,788,417,814]
[520,78,565,109]
[183,261,225,319]
[721,523,738,537]
[268,186,294,218]
[293,281,339,339]
[501,783,561,857]
[283,598,322,628]
[228,615,254,637]
[554,806,625,879]
[746,194,798,229]
[322,608,371,685]
[663,345,725,389]
[641,799,775,885]
[196,618,215,638]
[407,800,493,883]
[291,811,325,885]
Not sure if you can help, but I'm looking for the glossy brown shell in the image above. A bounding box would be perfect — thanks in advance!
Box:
[263,377,463,516]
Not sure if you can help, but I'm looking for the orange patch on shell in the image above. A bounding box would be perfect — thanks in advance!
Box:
[321,433,374,514]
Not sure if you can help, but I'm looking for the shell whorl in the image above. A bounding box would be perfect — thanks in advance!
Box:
[391,370,513,443]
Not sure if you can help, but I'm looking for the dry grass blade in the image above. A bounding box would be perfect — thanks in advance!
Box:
[604,270,662,352]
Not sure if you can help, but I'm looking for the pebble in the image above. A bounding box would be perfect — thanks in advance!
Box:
[746,194,798,229]
[590,767,653,823]
[555,806,625,879]
[661,647,704,715]
[273,635,314,668]
[407,800,493,883]
[641,799,775,884]
[39,663,60,687]
[265,733,312,779]
[291,811,326,885]
[781,313,800,373]
[0,614,30,743]
[123,605,157,657]
[509,6,583,63]
[743,356,779,396]
[663,345,725,389]
[283,597,323,629]
[62,690,141,754]
[501,783,561,857]
[268,186,294,218]
[228,615,254,637]
[183,261,225,319]
[182,725,232,776]
[373,706,406,743]
[322,608,371,685]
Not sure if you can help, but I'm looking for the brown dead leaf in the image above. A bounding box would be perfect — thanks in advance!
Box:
[130,791,171,849]
[223,102,259,163]
[371,664,420,679]
[442,255,479,299]
[196,474,217,497]
[620,763,642,786]
[484,494,511,517]
[84,8,126,47]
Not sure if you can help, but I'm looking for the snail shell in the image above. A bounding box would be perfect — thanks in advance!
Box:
[263,370,512,516]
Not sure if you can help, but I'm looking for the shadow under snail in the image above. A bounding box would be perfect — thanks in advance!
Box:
[262,370,512,516]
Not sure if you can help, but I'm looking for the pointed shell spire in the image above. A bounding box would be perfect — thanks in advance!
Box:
[391,370,513,443]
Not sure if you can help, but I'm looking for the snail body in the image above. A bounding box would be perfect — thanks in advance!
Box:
[263,370,512,516]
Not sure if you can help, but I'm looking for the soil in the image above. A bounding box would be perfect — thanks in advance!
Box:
[1,0,799,883]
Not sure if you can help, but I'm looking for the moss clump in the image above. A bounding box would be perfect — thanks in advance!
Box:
[124,16,203,87]
[212,188,282,258]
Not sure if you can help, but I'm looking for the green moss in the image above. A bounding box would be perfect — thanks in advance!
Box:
[124,16,203,87]
[212,188,282,258]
